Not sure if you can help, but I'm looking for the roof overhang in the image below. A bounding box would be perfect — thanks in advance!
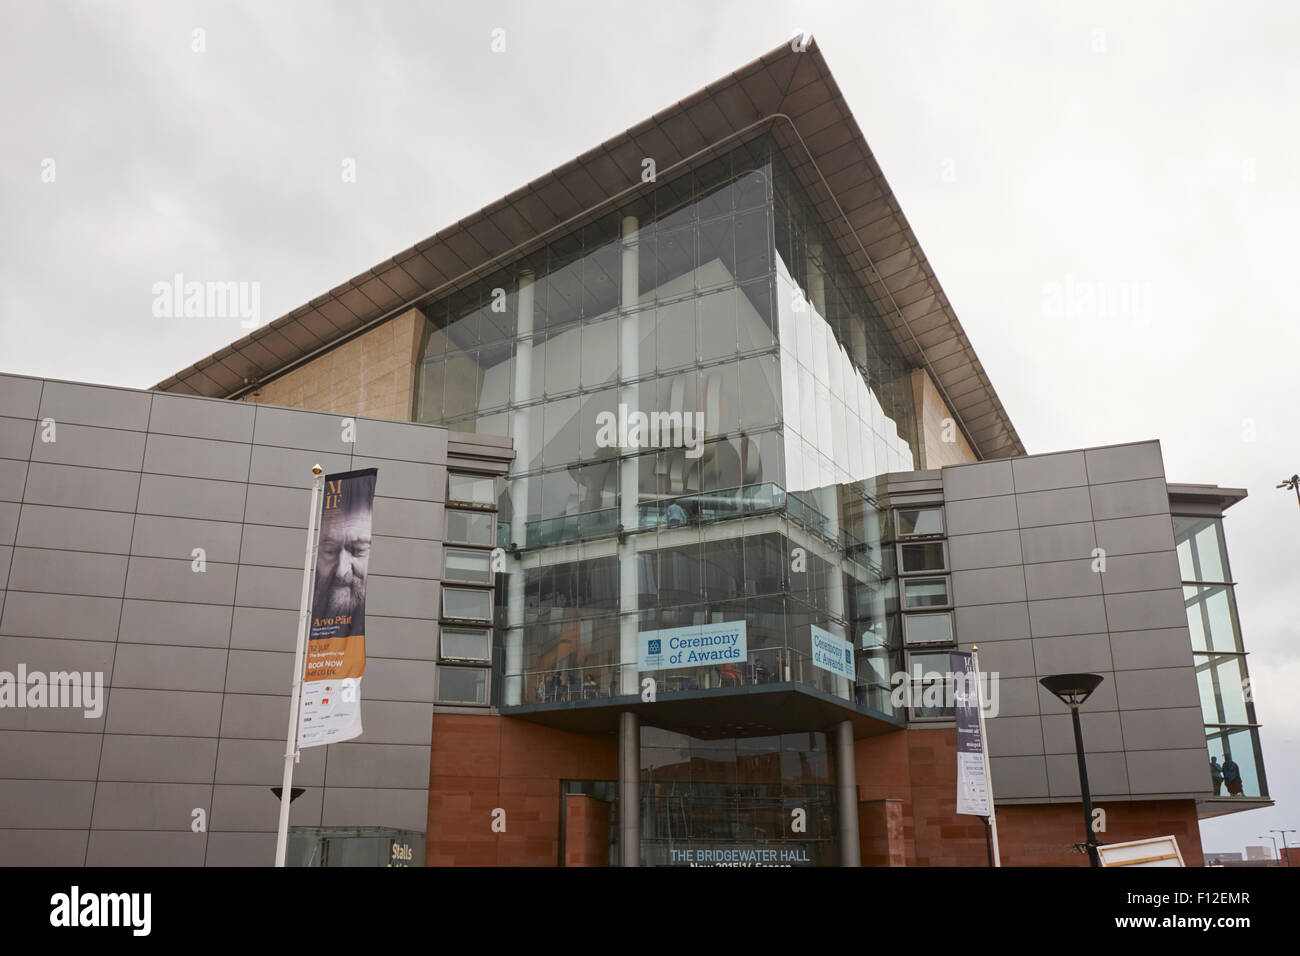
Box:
[1168,482,1249,516]
[155,38,1023,460]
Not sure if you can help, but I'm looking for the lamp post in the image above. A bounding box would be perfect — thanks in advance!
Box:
[1040,673,1105,868]
[1259,834,1280,865]
[1270,828,1297,866]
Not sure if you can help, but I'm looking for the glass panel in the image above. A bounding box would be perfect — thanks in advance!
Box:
[1205,726,1267,798]
[1195,653,1255,725]
[1174,516,1229,583]
[639,728,837,867]
[903,578,950,609]
[441,627,491,661]
[907,650,955,719]
[446,510,494,546]
[445,548,491,584]
[442,587,492,621]
[448,474,496,507]
[1183,584,1241,653]
[903,612,953,645]
[899,542,946,574]
[437,666,488,704]
[897,507,943,537]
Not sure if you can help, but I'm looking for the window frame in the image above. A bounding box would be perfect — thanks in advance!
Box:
[446,508,497,547]
[441,585,494,624]
[901,576,952,611]
[897,540,948,576]
[895,506,944,539]
[447,472,498,510]
[440,625,492,663]
[444,547,493,585]
[435,664,491,705]
[902,610,955,647]
[904,649,956,722]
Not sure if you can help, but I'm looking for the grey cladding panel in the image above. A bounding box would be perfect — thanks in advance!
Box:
[1010,451,1087,493]
[30,423,146,472]
[22,463,140,512]
[38,381,153,432]
[0,375,44,419]
[149,392,255,444]
[1084,442,1165,485]
[942,460,1014,501]
[1089,477,1170,522]
[144,433,253,483]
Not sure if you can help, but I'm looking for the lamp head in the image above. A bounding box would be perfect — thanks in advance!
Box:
[1040,673,1105,707]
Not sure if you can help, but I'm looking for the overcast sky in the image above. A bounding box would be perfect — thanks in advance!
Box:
[2,0,1296,857]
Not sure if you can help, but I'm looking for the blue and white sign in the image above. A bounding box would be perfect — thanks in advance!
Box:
[638,620,747,671]
[810,625,855,680]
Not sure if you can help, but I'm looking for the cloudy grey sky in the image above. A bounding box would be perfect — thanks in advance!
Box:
[2,0,1296,857]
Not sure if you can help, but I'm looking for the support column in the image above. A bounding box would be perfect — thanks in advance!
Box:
[504,270,534,706]
[618,215,640,696]
[836,719,861,867]
[619,710,640,866]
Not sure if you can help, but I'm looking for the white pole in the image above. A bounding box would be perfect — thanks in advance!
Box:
[971,646,1000,867]
[275,464,324,867]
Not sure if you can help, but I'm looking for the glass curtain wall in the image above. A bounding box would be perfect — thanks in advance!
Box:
[412,134,918,716]
[1174,515,1267,799]
[640,727,837,866]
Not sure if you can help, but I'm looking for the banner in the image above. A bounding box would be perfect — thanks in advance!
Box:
[950,650,990,817]
[637,620,746,671]
[810,625,855,680]
[298,468,377,749]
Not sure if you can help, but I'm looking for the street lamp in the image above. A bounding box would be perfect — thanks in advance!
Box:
[1277,475,1300,508]
[1271,829,1298,867]
[1259,834,1280,865]
[1041,673,1105,868]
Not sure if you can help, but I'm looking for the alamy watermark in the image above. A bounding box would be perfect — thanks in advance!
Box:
[0,666,104,718]
[890,665,1000,717]
[151,273,261,328]
[594,403,705,459]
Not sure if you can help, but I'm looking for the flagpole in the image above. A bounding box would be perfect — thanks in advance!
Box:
[971,645,1001,867]
[275,464,324,867]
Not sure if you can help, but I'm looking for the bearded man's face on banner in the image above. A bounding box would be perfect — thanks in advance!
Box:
[314,504,373,620]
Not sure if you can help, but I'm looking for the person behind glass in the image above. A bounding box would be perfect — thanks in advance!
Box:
[535,676,546,703]
[664,501,687,528]
[1222,754,1243,796]
[545,671,558,702]
[1209,756,1223,795]
[554,670,567,702]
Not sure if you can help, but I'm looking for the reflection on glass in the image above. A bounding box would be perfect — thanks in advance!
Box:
[437,666,488,704]
[441,627,491,661]
[640,728,837,866]
[1175,516,1229,583]
[1205,726,1267,798]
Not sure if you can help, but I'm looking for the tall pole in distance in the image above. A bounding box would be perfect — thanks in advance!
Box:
[275,464,324,867]
[1271,829,1297,866]
[970,646,1000,867]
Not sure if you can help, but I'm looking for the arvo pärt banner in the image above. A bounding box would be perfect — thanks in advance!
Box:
[298,468,377,749]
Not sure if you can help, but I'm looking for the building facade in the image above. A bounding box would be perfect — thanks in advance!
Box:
[0,374,512,864]
[0,40,1270,865]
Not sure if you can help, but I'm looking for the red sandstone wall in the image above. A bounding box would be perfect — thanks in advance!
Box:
[855,727,1204,867]
[564,794,612,866]
[426,714,617,867]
